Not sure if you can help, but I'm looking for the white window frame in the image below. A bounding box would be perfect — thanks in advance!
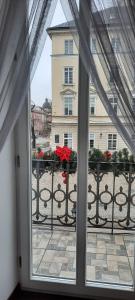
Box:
[89,96,96,115]
[90,37,96,53]
[89,133,95,149]
[64,95,73,115]
[108,133,117,150]
[109,96,118,114]
[16,1,135,298]
[64,67,73,84]
[65,40,73,55]
[111,37,121,52]
[63,133,72,148]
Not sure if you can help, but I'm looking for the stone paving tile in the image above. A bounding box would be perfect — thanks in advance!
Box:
[32,229,135,286]
[32,248,45,273]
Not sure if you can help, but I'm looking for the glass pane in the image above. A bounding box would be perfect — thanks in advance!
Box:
[31,1,78,281]
[87,67,135,291]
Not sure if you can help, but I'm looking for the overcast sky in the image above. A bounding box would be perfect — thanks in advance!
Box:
[31,0,113,106]
[31,0,66,106]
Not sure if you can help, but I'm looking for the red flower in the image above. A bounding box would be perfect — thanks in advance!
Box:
[54,146,72,162]
[103,151,112,160]
[35,150,44,159]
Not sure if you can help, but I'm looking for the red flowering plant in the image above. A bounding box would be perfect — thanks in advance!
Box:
[53,146,77,184]
[103,150,112,161]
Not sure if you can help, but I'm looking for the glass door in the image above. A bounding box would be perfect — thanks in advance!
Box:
[16,1,135,299]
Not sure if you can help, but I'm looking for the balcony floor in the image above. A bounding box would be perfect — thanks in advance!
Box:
[32,228,135,287]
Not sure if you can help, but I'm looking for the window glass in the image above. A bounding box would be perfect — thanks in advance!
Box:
[89,96,95,115]
[64,133,72,148]
[65,40,73,54]
[89,133,95,149]
[109,96,118,114]
[111,37,120,52]
[55,134,59,143]
[64,96,73,115]
[91,38,96,53]
[108,133,117,150]
[64,67,73,84]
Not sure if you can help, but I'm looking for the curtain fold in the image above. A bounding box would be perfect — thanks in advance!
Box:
[60,0,135,154]
[0,0,57,151]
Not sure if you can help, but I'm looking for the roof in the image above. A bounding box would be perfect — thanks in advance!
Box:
[47,6,129,35]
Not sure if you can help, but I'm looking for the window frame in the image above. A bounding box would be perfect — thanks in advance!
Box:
[63,132,72,148]
[64,39,73,55]
[111,37,121,52]
[108,133,117,150]
[16,1,135,298]
[89,96,96,115]
[109,96,118,114]
[64,95,73,116]
[55,134,59,143]
[89,132,95,149]
[64,67,73,85]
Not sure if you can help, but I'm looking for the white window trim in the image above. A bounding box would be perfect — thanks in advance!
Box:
[108,95,118,114]
[89,96,96,115]
[16,2,135,298]
[63,132,73,149]
[64,39,73,55]
[64,95,73,116]
[64,66,73,85]
[107,133,117,151]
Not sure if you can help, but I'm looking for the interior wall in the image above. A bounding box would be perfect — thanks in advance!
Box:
[0,132,18,300]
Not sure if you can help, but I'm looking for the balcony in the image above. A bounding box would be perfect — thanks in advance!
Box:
[32,160,135,286]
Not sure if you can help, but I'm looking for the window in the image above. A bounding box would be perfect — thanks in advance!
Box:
[132,97,135,112]
[109,96,118,114]
[108,134,117,150]
[111,37,120,52]
[89,96,95,115]
[64,133,72,148]
[133,65,135,83]
[64,67,73,84]
[91,37,96,53]
[65,40,73,54]
[90,74,94,85]
[55,134,59,143]
[109,66,118,83]
[89,133,95,149]
[64,96,73,115]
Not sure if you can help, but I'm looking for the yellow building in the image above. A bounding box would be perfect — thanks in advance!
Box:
[47,21,128,152]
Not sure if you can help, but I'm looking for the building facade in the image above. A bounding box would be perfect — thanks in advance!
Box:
[47,21,128,152]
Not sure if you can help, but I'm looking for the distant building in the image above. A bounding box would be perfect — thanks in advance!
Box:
[47,15,130,152]
[31,101,52,138]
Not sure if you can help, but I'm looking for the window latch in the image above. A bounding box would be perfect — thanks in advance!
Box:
[16,155,20,168]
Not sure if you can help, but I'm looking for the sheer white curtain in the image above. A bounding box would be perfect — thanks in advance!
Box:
[61,0,135,154]
[0,0,57,151]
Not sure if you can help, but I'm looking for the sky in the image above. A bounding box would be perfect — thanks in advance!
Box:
[31,0,113,106]
[31,0,66,106]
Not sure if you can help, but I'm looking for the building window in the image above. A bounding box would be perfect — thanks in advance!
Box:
[109,96,118,114]
[91,38,96,53]
[55,134,59,143]
[89,133,95,149]
[64,133,72,148]
[132,97,135,112]
[108,134,117,150]
[65,40,73,54]
[64,96,73,115]
[90,74,94,85]
[109,66,119,84]
[89,96,95,115]
[64,67,73,84]
[111,37,120,52]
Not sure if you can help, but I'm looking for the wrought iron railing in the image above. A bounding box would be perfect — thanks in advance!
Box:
[32,160,135,233]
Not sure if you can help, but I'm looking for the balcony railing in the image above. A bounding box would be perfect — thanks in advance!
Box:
[32,160,135,233]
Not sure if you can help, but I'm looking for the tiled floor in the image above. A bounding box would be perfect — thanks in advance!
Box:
[32,228,135,287]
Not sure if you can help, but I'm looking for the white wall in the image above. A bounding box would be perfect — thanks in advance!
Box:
[0,132,18,300]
